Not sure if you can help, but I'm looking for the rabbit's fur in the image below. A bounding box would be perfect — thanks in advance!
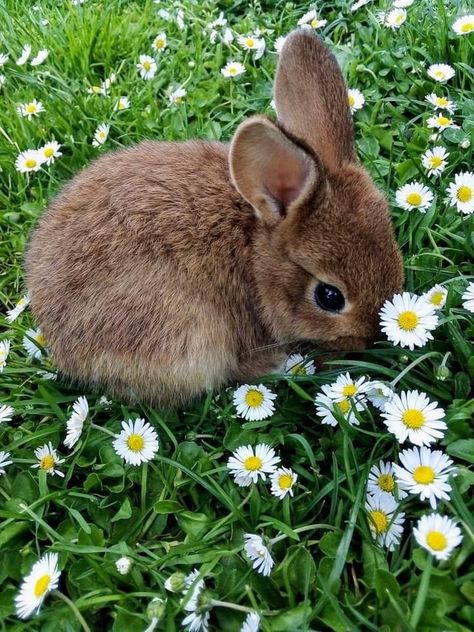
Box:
[26,30,404,407]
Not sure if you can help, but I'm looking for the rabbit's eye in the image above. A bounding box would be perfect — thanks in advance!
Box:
[315,282,345,312]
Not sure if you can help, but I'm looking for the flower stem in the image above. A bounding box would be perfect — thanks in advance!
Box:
[90,422,116,437]
[210,599,254,614]
[53,590,91,632]
[270,523,335,545]
[390,352,440,388]
[409,555,433,629]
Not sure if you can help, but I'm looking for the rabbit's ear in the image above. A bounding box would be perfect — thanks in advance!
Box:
[274,29,355,171]
[229,116,322,226]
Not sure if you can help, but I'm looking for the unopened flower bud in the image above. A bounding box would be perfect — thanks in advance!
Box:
[436,365,451,381]
[459,138,470,149]
[115,556,132,575]
[147,597,166,621]
[164,571,186,593]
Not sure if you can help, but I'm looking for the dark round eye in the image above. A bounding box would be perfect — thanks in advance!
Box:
[315,282,345,312]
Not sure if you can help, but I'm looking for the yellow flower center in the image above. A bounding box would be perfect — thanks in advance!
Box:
[311,19,322,27]
[457,186,472,203]
[244,455,262,471]
[245,38,255,48]
[430,291,444,306]
[98,132,106,140]
[461,22,474,33]
[348,94,355,107]
[394,14,405,25]
[402,408,425,429]
[438,116,450,126]
[34,574,51,598]
[154,38,165,49]
[413,465,435,484]
[36,333,46,346]
[426,530,447,551]
[434,70,445,79]
[143,60,151,70]
[174,96,183,104]
[336,399,350,415]
[0,351,6,360]
[44,147,54,157]
[40,455,55,470]
[435,97,448,107]
[228,66,238,75]
[290,363,306,375]
[245,389,264,407]
[406,192,423,206]
[127,434,144,452]
[278,473,293,489]
[342,384,357,397]
[397,310,419,331]
[25,158,37,169]
[429,155,443,168]
[26,103,37,113]
[91,85,102,94]
[378,473,395,492]
[369,510,388,534]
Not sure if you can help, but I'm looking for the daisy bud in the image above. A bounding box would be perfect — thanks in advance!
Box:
[164,571,186,592]
[188,60,195,68]
[435,365,451,381]
[146,597,166,620]
[115,556,132,575]
[459,139,470,149]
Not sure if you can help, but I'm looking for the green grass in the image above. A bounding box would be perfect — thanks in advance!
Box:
[1,0,473,630]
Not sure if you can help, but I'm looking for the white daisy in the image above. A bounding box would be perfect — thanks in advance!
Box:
[395,182,433,212]
[221,61,246,78]
[283,353,315,376]
[227,443,280,487]
[169,87,186,105]
[0,339,10,372]
[393,0,414,7]
[7,294,31,322]
[0,53,9,66]
[421,284,448,310]
[365,492,405,550]
[0,73,5,87]
[113,418,159,466]
[365,381,394,411]
[31,442,65,477]
[115,96,130,111]
[0,404,14,424]
[137,54,157,80]
[152,32,167,52]
[15,149,43,173]
[243,533,274,576]
[351,0,371,10]
[64,396,88,449]
[274,35,287,53]
[23,327,47,359]
[270,466,297,499]
[182,575,210,632]
[368,460,408,498]
[326,372,370,402]
[421,147,449,177]
[297,9,327,29]
[347,88,365,113]
[92,123,110,147]
[15,553,61,619]
[86,84,104,95]
[461,281,474,312]
[413,513,463,561]
[379,292,439,350]
[427,64,455,83]
[381,390,447,446]
[425,93,456,114]
[240,612,260,632]
[385,8,407,29]
[31,49,49,66]
[233,384,276,421]
[446,171,474,215]
[16,44,32,66]
[17,99,45,119]
[115,556,132,575]
[39,141,62,166]
[0,450,13,475]
[427,113,458,132]
[314,384,365,427]
[393,446,455,509]
[452,14,474,35]
[237,34,265,59]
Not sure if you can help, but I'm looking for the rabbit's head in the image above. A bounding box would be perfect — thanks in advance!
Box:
[229,29,404,351]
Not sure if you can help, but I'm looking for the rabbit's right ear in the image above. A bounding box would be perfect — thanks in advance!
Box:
[229,115,323,226]
[274,30,355,172]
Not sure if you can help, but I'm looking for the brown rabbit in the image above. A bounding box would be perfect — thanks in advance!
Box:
[26,30,404,407]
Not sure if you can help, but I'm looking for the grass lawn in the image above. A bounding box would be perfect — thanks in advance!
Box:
[1,0,473,630]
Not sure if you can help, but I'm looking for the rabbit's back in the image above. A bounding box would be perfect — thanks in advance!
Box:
[26,141,265,406]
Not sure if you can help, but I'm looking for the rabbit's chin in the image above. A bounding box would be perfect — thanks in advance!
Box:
[317,335,369,353]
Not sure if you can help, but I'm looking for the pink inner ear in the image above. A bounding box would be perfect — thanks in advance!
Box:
[263,141,310,208]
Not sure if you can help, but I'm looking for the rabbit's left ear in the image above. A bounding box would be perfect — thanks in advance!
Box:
[229,116,322,226]
[274,29,355,172]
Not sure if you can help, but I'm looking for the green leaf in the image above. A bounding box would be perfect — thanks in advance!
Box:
[375,569,400,605]
[447,439,474,464]
[269,601,312,631]
[319,531,343,558]
[111,498,133,522]
[153,500,183,514]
